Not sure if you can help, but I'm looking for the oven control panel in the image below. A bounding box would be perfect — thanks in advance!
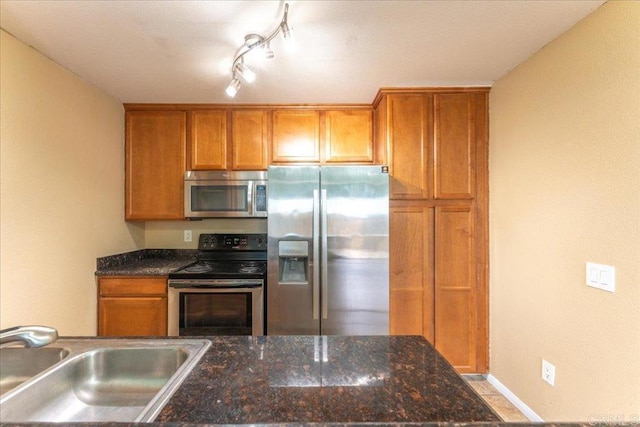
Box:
[199,233,267,250]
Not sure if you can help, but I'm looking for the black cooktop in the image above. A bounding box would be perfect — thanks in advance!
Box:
[180,260,265,275]
[169,233,267,280]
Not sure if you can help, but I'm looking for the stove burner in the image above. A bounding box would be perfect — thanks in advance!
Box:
[184,263,213,273]
[177,260,265,276]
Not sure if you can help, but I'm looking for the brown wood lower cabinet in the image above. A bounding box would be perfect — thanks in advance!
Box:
[434,206,478,372]
[389,205,434,340]
[97,276,168,337]
[390,202,487,374]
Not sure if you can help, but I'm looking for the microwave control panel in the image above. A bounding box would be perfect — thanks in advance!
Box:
[255,185,267,212]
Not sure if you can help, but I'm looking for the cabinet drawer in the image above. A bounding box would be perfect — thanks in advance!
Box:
[99,277,167,296]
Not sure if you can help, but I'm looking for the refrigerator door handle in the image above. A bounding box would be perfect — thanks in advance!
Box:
[321,189,328,320]
[312,189,320,320]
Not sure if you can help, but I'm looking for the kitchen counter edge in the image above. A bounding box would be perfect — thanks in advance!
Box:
[95,249,197,276]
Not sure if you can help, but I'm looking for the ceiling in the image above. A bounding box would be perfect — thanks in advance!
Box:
[0,0,606,105]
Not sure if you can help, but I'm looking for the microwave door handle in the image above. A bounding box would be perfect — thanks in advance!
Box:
[247,181,254,216]
[312,189,320,320]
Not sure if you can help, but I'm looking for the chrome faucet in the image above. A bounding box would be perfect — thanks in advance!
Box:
[0,325,58,348]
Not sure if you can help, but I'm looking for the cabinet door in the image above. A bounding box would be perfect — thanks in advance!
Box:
[98,297,167,336]
[232,110,268,170]
[325,110,373,163]
[189,110,228,170]
[125,111,186,220]
[272,110,320,163]
[433,93,487,199]
[389,205,434,341]
[385,94,431,199]
[434,206,477,372]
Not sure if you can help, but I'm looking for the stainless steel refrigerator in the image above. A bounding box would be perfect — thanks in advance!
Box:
[267,165,389,335]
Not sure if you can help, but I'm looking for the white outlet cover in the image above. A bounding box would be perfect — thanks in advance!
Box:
[586,262,615,292]
[184,230,193,242]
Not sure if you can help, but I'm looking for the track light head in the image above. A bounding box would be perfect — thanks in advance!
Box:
[225,78,241,97]
[235,62,256,83]
[263,41,275,60]
[281,4,292,40]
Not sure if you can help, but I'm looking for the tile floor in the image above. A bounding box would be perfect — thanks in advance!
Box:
[464,375,531,422]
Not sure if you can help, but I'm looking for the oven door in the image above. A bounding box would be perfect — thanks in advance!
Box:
[168,284,264,336]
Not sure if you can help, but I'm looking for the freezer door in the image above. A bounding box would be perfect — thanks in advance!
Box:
[267,166,321,335]
[321,166,389,335]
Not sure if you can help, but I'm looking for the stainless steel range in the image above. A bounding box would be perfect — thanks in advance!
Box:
[167,233,267,336]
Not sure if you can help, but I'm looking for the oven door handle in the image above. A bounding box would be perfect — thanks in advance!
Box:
[168,279,263,289]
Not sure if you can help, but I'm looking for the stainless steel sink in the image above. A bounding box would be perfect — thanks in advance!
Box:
[0,338,211,423]
[0,347,70,395]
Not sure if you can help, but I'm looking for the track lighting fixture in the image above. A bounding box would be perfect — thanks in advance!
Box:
[225,3,293,97]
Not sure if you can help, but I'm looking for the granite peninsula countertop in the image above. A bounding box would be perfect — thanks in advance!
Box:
[156,335,501,424]
[95,249,197,276]
[1,336,622,427]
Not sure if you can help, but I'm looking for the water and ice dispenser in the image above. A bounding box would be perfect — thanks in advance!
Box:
[278,241,309,284]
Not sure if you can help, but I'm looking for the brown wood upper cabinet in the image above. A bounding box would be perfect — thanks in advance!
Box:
[125,110,186,220]
[433,93,487,199]
[272,109,374,164]
[325,110,373,163]
[374,90,488,200]
[375,94,431,199]
[271,110,321,163]
[188,110,269,171]
[189,110,227,170]
[232,110,269,170]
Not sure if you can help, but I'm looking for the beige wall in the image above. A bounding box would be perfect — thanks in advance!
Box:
[0,30,143,335]
[144,219,266,248]
[490,0,640,421]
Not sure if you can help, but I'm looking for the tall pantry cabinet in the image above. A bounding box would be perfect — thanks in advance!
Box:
[374,88,489,373]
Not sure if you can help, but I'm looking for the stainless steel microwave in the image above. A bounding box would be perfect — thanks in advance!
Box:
[184,171,267,218]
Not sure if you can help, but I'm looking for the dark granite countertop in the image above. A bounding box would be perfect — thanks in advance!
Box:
[156,335,501,424]
[0,336,622,427]
[95,249,197,276]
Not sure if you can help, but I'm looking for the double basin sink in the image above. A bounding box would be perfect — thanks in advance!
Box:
[0,338,211,423]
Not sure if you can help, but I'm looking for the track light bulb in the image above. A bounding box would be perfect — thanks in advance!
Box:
[225,78,241,97]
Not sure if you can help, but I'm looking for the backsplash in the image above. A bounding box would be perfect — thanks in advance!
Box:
[143,218,267,249]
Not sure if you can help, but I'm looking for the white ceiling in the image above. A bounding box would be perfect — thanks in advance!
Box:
[0,0,606,104]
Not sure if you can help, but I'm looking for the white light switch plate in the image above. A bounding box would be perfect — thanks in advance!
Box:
[586,262,615,292]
